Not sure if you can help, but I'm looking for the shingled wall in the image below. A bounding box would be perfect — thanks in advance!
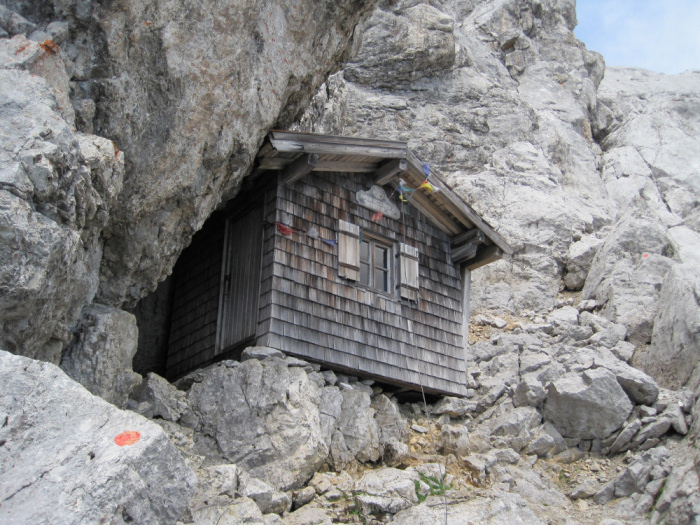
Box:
[257,172,467,395]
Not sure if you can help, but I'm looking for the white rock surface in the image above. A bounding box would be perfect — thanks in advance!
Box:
[0,350,196,524]
[60,303,141,408]
[543,368,633,439]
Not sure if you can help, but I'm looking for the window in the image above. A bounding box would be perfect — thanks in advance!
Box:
[360,237,392,293]
[337,219,419,300]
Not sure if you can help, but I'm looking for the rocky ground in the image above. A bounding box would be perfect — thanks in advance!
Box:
[2,298,696,523]
[1,0,699,523]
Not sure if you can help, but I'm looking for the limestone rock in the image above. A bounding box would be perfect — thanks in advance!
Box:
[513,378,547,407]
[345,3,456,86]
[182,358,328,491]
[129,372,187,421]
[0,350,196,524]
[238,471,292,516]
[633,263,700,390]
[543,368,633,439]
[391,492,544,524]
[241,346,286,362]
[333,388,380,465]
[282,506,334,525]
[434,395,478,417]
[187,496,265,525]
[0,44,124,360]
[571,479,598,500]
[60,303,141,409]
[354,468,419,515]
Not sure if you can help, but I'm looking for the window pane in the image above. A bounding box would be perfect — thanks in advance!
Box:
[375,269,389,292]
[375,246,388,269]
[360,240,369,263]
[360,262,369,286]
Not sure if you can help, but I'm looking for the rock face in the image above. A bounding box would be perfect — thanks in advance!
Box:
[0,0,378,361]
[0,350,196,524]
[182,358,329,491]
[296,0,613,313]
[60,303,141,408]
[543,368,633,440]
[0,33,124,362]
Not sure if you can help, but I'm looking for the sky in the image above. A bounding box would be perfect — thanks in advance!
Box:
[575,0,700,74]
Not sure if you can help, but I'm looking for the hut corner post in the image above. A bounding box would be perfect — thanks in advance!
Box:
[460,264,471,383]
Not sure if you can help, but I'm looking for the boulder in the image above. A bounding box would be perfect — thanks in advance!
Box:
[354,468,419,515]
[0,350,195,524]
[433,396,479,417]
[333,388,380,464]
[633,263,700,390]
[543,368,633,439]
[513,378,547,407]
[60,304,141,408]
[282,506,334,525]
[129,372,187,421]
[182,358,328,491]
[238,471,292,516]
[391,492,544,524]
[188,496,265,525]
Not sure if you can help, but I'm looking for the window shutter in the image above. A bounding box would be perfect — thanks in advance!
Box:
[338,220,360,281]
[399,243,419,301]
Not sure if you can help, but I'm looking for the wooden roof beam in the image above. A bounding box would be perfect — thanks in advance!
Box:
[451,228,485,249]
[403,187,462,236]
[406,151,513,256]
[464,245,504,271]
[282,153,318,185]
[374,159,407,185]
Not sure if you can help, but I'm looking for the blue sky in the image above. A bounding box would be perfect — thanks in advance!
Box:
[575,0,700,74]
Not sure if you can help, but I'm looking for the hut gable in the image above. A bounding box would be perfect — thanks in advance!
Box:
[166,132,512,396]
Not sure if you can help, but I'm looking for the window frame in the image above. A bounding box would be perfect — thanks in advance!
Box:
[359,234,394,294]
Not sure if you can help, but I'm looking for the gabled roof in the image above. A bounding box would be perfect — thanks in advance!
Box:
[253,131,512,270]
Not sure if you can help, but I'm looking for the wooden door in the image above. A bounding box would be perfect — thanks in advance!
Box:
[216,205,264,353]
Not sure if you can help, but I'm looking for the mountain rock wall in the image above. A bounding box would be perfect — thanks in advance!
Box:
[0,0,377,360]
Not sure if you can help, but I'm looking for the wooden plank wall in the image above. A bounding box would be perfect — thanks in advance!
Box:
[166,212,225,380]
[256,172,467,396]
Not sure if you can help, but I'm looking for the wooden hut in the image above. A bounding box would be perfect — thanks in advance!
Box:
[165,132,512,396]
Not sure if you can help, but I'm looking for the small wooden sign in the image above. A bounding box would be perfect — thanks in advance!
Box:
[356,185,401,220]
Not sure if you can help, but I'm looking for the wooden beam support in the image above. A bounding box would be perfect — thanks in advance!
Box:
[374,159,407,185]
[451,242,478,264]
[281,153,318,185]
[451,228,485,249]
[406,151,513,256]
[401,186,462,235]
[465,245,504,271]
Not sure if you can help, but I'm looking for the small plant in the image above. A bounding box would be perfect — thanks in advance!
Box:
[416,472,452,499]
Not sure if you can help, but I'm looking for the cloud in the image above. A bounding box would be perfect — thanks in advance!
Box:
[575,0,700,74]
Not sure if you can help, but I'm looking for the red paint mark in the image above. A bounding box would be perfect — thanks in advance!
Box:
[114,431,141,446]
[40,39,60,55]
[643,253,649,258]
[14,42,31,55]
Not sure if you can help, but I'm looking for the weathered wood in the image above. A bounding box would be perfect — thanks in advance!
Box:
[451,242,478,264]
[460,265,470,357]
[450,228,485,248]
[465,245,504,270]
[402,185,462,235]
[270,131,407,158]
[399,243,419,301]
[282,153,318,185]
[338,219,360,281]
[406,150,513,255]
[258,157,380,173]
[374,158,407,185]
